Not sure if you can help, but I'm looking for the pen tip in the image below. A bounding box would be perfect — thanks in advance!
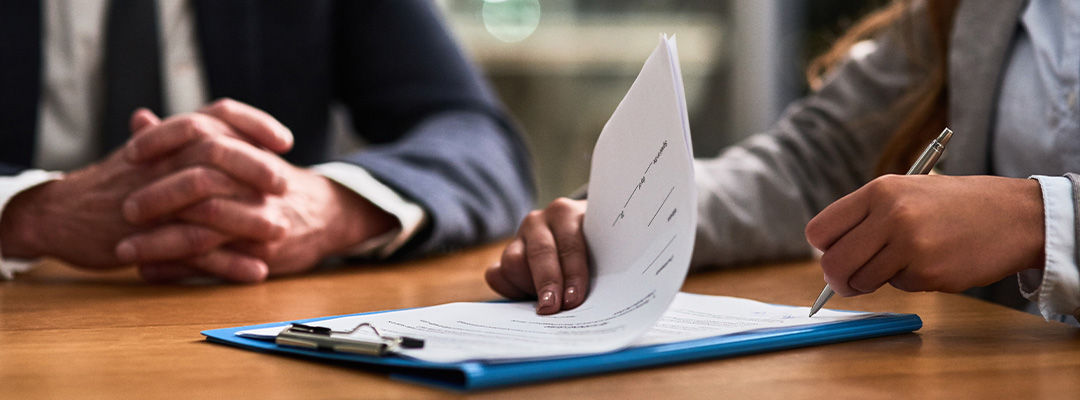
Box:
[937,127,953,145]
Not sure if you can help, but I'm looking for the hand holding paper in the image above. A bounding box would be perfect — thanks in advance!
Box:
[487,34,696,315]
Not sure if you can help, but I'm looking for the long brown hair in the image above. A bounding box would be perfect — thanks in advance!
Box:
[807,0,960,175]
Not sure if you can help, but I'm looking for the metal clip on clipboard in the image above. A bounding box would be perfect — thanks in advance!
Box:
[275,322,424,356]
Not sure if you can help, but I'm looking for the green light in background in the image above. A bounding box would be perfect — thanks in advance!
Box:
[482,0,541,43]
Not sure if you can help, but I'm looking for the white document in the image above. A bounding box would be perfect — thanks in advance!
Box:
[238,36,877,364]
[632,293,871,346]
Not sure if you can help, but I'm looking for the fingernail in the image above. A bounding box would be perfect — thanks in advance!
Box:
[116,241,137,264]
[538,290,556,312]
[122,200,140,223]
[563,286,577,306]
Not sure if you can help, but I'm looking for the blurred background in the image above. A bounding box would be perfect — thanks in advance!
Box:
[433,0,887,204]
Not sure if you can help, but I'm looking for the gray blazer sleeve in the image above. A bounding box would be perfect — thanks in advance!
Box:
[332,1,534,257]
[690,5,937,269]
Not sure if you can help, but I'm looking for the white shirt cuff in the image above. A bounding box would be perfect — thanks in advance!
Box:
[1019,176,1080,321]
[311,162,427,258]
[0,170,64,279]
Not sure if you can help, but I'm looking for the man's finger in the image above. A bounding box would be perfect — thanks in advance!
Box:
[123,166,257,224]
[115,224,229,264]
[177,198,287,241]
[125,113,239,162]
[184,249,270,283]
[161,135,287,194]
[138,250,269,284]
[129,108,161,135]
[139,264,207,283]
[199,98,293,153]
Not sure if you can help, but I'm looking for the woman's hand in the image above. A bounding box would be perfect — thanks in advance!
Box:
[485,198,590,315]
[804,174,1045,297]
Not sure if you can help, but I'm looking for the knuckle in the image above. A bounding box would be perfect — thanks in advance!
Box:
[525,242,557,260]
[502,243,525,261]
[255,161,280,189]
[521,211,545,230]
[178,117,205,140]
[182,227,214,253]
[254,213,280,235]
[499,254,527,276]
[202,139,229,167]
[554,236,584,259]
[868,175,900,198]
[909,234,934,254]
[887,201,919,229]
[537,279,562,291]
[210,98,236,114]
[875,174,903,187]
[183,167,210,196]
[193,199,222,221]
[252,243,276,259]
[547,197,576,213]
[186,166,226,197]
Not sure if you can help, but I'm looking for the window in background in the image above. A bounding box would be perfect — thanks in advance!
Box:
[437,0,888,204]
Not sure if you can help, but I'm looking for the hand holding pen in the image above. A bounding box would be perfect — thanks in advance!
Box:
[804,128,1046,316]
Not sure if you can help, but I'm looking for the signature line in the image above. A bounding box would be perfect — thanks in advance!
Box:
[648,186,676,227]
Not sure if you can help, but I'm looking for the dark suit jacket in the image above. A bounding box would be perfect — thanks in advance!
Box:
[0,0,535,257]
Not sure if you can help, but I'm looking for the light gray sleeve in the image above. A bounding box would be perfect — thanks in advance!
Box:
[690,5,937,270]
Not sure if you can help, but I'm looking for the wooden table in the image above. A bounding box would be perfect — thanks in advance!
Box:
[3,243,1079,399]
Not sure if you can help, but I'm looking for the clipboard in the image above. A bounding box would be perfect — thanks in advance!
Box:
[202,307,921,391]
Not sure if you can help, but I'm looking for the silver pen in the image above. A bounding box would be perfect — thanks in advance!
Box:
[808,127,954,317]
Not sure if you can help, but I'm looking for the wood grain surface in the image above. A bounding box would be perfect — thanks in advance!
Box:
[3,242,1078,399]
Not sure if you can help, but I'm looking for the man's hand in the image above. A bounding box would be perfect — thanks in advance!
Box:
[0,106,292,269]
[115,99,397,282]
[804,175,1045,297]
[121,161,398,283]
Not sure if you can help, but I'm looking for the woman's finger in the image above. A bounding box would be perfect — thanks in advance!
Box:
[545,198,589,310]
[520,211,565,315]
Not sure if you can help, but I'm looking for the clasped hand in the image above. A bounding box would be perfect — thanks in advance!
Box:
[0,99,394,283]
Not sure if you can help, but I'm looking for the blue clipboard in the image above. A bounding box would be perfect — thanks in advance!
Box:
[202,307,921,391]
